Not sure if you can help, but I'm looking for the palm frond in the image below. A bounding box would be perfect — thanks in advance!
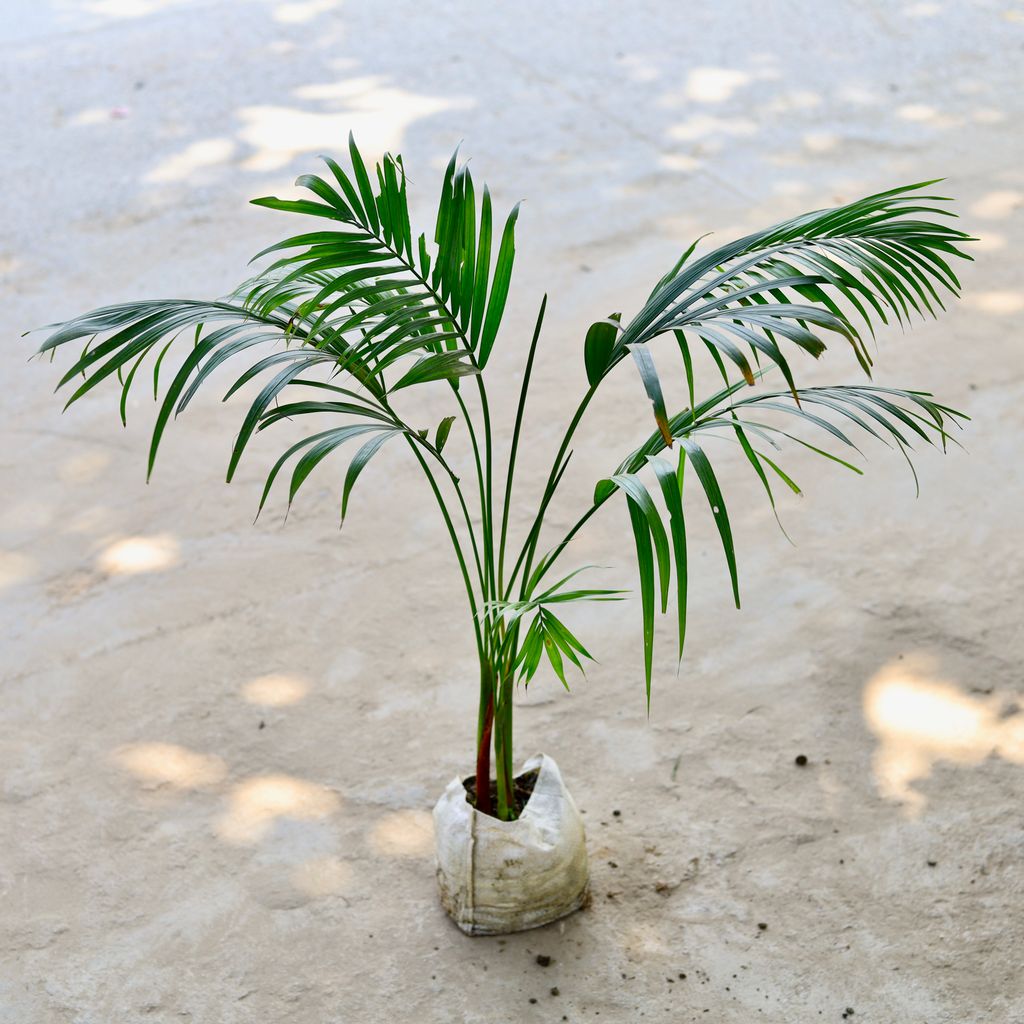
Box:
[588,378,968,697]
[589,182,973,437]
[32,137,523,524]
[485,567,624,689]
[249,134,519,374]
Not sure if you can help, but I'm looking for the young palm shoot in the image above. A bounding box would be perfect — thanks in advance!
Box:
[33,138,972,838]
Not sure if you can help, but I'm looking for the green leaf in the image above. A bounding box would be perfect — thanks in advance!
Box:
[288,424,381,504]
[674,330,695,410]
[630,345,673,446]
[732,415,793,543]
[478,202,520,367]
[341,429,400,522]
[646,455,688,663]
[293,173,352,217]
[390,351,480,391]
[257,427,355,516]
[435,415,456,452]
[542,619,569,690]
[584,315,619,386]
[348,133,380,236]
[249,196,349,223]
[519,617,546,685]
[594,477,616,504]
[611,473,671,612]
[226,358,328,482]
[470,187,492,348]
[678,439,740,609]
[625,497,656,708]
[320,153,368,225]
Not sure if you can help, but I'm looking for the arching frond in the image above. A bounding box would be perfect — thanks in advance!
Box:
[583,182,973,438]
[32,137,522,524]
[585,379,968,697]
[248,133,520,375]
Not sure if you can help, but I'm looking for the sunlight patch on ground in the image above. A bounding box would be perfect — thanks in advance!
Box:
[963,290,1024,315]
[273,0,339,23]
[144,138,236,184]
[683,67,751,104]
[241,673,310,707]
[897,103,939,122]
[80,0,195,17]
[97,534,180,575]
[237,78,467,172]
[803,132,840,154]
[69,107,116,128]
[667,114,758,144]
[217,775,340,844]
[971,231,1007,252]
[658,153,702,173]
[972,108,1008,125]
[969,189,1022,219]
[369,809,434,857]
[112,742,227,789]
[863,654,1024,815]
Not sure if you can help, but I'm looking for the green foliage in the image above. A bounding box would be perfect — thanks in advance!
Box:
[32,139,973,819]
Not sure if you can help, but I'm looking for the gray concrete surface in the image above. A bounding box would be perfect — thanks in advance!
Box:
[2,1,1023,1021]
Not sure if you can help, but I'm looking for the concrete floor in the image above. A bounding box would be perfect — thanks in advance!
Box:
[2,1,1023,1021]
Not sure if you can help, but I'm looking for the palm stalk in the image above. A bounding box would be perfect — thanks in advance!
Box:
[32,137,972,820]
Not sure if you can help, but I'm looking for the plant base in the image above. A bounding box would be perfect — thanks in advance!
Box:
[433,753,589,935]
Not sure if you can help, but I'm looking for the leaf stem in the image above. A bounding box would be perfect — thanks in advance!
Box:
[497,294,547,597]
[505,384,599,600]
[403,436,484,661]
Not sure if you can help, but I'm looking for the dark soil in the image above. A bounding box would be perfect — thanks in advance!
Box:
[463,768,539,819]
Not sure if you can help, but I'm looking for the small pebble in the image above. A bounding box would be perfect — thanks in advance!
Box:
[927,860,937,867]
[758,922,768,931]
[536,954,552,967]
[550,986,560,997]
[529,997,537,1004]
[612,809,621,817]
[795,754,808,767]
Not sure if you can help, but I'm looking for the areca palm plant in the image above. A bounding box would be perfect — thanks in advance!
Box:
[35,137,971,823]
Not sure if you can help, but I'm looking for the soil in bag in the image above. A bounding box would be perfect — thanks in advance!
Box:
[463,768,539,819]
